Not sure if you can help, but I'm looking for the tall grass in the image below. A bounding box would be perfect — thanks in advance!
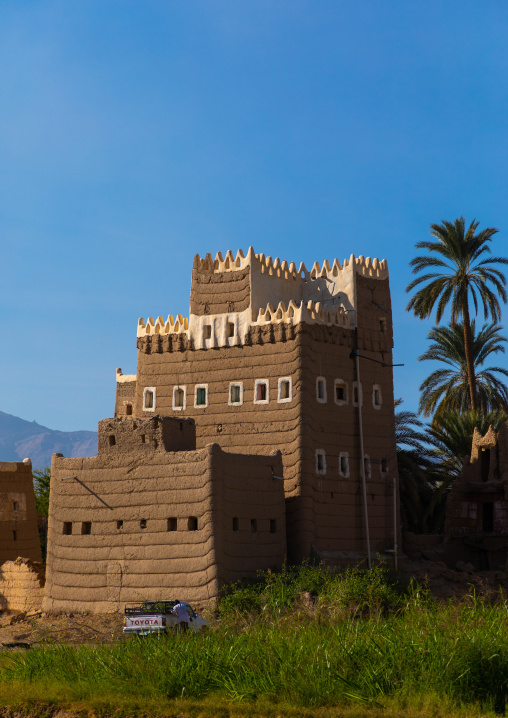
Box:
[1,564,508,716]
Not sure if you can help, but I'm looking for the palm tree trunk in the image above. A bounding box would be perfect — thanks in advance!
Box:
[462,300,477,411]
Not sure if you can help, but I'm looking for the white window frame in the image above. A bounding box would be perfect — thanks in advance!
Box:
[172,385,187,411]
[334,379,348,406]
[315,449,326,475]
[194,384,208,409]
[372,384,382,410]
[254,379,270,405]
[228,381,244,406]
[316,376,327,403]
[143,387,156,412]
[352,381,362,407]
[278,377,292,403]
[339,452,350,478]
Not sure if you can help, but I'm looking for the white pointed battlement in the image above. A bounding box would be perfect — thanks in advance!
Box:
[137,315,189,339]
[252,299,351,329]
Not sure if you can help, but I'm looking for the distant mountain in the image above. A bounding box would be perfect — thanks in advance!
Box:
[0,411,97,469]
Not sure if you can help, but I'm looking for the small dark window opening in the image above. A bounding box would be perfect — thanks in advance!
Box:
[354,386,359,404]
[317,453,325,472]
[126,404,133,415]
[63,522,72,535]
[232,517,239,531]
[204,325,212,339]
[109,435,116,446]
[140,519,147,529]
[251,519,257,533]
[256,383,267,401]
[336,385,345,401]
[482,502,494,533]
[12,501,19,511]
[270,519,276,534]
[380,319,387,333]
[116,520,123,530]
[481,448,491,482]
[12,530,17,541]
[188,516,198,531]
[317,379,325,399]
[331,492,334,499]
[180,422,183,431]
[374,389,381,406]
[280,380,290,400]
[227,322,235,338]
[381,459,388,474]
[340,456,348,475]
[167,517,177,531]
[141,434,146,444]
[81,522,92,535]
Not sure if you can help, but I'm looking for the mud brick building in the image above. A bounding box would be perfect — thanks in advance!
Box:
[0,459,41,564]
[445,424,508,571]
[44,247,400,612]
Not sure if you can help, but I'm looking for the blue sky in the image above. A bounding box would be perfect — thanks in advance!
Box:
[2,1,508,431]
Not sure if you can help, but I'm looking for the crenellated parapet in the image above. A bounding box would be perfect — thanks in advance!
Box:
[137,314,189,339]
[252,299,352,328]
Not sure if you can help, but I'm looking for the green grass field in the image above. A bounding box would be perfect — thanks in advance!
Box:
[2,564,508,717]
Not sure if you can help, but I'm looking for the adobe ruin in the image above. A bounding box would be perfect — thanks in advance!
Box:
[445,423,508,571]
[0,460,41,564]
[44,247,400,612]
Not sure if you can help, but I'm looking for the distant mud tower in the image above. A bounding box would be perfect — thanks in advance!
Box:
[445,423,508,571]
[0,460,41,564]
[124,247,400,563]
[43,416,285,613]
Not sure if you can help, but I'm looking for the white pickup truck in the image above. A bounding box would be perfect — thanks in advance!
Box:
[123,600,208,636]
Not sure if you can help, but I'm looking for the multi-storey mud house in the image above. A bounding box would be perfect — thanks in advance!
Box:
[44,247,400,613]
[0,459,41,564]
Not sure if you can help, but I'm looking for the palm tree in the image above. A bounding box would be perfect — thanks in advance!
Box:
[418,321,508,418]
[428,409,508,476]
[406,217,508,411]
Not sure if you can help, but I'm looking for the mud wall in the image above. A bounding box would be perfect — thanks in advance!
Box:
[43,437,285,614]
[0,557,45,613]
[0,461,41,564]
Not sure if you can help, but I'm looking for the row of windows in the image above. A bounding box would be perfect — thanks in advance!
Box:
[315,450,388,478]
[62,517,278,534]
[143,378,293,412]
[316,378,382,409]
[142,378,383,412]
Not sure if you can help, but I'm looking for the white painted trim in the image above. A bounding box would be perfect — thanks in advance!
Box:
[316,376,327,403]
[194,384,208,408]
[339,452,350,478]
[172,385,187,411]
[315,449,326,475]
[334,379,348,405]
[372,384,382,410]
[278,377,292,403]
[143,387,156,412]
[254,379,270,404]
[228,381,244,406]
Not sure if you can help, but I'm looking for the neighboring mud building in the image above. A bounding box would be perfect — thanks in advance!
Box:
[0,460,41,564]
[445,423,508,571]
[44,247,400,613]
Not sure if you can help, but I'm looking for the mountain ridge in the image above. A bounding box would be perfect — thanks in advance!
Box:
[0,411,98,469]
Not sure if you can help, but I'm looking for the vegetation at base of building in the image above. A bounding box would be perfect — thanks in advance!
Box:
[1,564,508,717]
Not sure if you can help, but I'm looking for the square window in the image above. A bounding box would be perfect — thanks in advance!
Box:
[173,386,186,411]
[63,522,72,535]
[380,318,387,333]
[195,385,208,407]
[339,453,350,478]
[126,404,133,415]
[254,380,269,404]
[167,517,177,531]
[229,383,243,405]
[373,385,382,409]
[140,519,147,529]
[188,516,198,531]
[204,325,212,339]
[278,378,292,403]
[116,520,124,530]
[227,322,235,338]
[81,522,92,535]
[143,387,156,412]
[353,382,362,406]
[334,380,348,405]
[316,377,327,403]
[381,459,388,474]
[12,501,19,512]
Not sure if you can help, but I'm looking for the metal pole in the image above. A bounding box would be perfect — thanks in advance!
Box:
[354,331,372,568]
[393,476,398,571]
